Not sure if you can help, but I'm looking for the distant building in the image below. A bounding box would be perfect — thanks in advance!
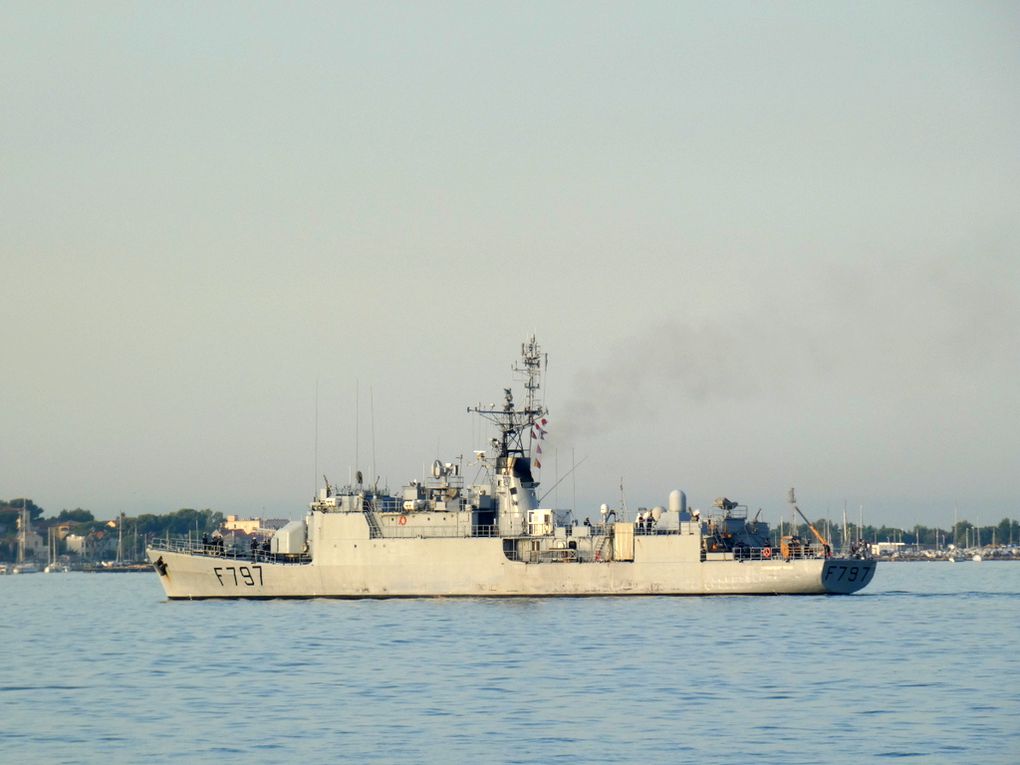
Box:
[61,532,113,558]
[224,515,262,534]
[64,534,87,554]
[14,513,44,556]
[871,541,906,556]
[21,529,44,556]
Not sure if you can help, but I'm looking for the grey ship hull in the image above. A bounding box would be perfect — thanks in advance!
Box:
[146,537,875,599]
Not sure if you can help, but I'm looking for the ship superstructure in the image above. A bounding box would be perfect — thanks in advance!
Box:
[147,337,876,598]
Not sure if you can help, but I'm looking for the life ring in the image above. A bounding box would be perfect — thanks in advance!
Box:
[398,515,407,526]
[762,546,772,559]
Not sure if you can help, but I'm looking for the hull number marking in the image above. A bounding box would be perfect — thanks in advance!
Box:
[824,565,872,583]
[213,565,263,587]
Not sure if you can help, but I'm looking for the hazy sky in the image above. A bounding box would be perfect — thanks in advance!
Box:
[3,2,1018,529]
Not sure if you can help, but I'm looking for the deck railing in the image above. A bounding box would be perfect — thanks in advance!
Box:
[149,532,835,564]
[377,524,501,539]
[148,537,311,564]
[725,545,829,561]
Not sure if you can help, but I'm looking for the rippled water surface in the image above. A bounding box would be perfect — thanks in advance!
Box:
[3,564,1018,764]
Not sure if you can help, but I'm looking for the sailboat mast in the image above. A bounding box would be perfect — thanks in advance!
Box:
[842,500,848,553]
[18,499,27,564]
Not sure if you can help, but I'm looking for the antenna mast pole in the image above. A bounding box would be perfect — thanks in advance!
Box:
[315,378,319,498]
[355,380,360,483]
[468,336,547,460]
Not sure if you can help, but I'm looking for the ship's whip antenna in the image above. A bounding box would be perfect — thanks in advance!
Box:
[314,377,319,498]
[572,448,576,512]
[355,379,360,484]
[370,385,377,492]
[538,455,589,504]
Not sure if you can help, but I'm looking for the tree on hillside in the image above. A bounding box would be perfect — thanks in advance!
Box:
[997,517,1020,546]
[133,508,224,537]
[0,497,45,521]
[57,508,95,523]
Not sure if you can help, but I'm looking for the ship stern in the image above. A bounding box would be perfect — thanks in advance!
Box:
[821,558,876,594]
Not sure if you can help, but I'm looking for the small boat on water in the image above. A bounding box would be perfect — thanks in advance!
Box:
[84,561,152,573]
[147,337,876,599]
[44,528,69,572]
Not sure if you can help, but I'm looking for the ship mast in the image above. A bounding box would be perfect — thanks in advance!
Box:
[468,336,547,460]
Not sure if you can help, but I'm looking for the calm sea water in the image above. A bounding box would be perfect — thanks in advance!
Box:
[2,563,1018,764]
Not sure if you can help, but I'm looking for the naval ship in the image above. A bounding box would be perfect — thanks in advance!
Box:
[147,337,876,598]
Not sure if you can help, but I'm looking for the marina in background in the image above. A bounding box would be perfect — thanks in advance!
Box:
[3,497,1017,572]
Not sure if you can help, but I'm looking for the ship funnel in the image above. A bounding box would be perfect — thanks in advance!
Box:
[668,490,687,514]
